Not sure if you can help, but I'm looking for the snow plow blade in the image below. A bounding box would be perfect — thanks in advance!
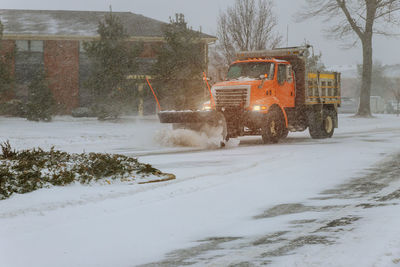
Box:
[158,111,228,143]
[157,111,220,124]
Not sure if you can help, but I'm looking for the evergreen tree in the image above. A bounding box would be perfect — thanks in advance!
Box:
[152,14,206,110]
[83,11,142,119]
[0,19,14,96]
[25,70,55,122]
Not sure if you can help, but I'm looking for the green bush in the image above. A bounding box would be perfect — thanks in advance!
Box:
[0,142,174,200]
[0,99,25,117]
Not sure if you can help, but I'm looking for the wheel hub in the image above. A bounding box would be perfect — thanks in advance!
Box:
[324,116,333,133]
[270,120,277,136]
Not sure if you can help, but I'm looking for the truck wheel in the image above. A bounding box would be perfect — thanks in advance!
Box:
[262,110,284,144]
[281,127,289,139]
[322,109,335,138]
[309,109,335,139]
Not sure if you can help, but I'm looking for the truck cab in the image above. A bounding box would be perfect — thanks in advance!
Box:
[219,59,295,109]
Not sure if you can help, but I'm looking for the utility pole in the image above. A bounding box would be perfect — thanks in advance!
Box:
[286,25,289,47]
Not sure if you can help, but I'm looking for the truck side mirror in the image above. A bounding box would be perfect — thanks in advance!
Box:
[258,74,268,88]
[286,65,293,83]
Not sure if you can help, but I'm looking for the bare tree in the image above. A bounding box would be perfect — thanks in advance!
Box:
[393,78,400,116]
[300,0,400,117]
[217,0,282,66]
[0,20,3,38]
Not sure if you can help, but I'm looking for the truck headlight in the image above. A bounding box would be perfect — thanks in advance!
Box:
[202,102,212,111]
[253,105,267,111]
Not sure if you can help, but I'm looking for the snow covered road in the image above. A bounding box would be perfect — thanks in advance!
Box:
[1,115,400,266]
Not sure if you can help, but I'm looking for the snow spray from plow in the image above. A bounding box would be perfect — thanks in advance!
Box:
[154,124,237,149]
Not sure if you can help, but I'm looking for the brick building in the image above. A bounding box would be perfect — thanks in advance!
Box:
[0,9,216,114]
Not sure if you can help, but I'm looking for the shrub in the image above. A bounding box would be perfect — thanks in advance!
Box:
[0,99,25,117]
[1,140,16,159]
[0,142,174,200]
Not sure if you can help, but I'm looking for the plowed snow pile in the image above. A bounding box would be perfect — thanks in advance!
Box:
[155,125,238,149]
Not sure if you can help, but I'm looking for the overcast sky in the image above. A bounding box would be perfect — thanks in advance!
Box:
[2,0,400,67]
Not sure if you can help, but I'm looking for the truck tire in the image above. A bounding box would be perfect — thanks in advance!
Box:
[323,109,335,138]
[281,127,289,139]
[309,109,335,139]
[262,110,285,144]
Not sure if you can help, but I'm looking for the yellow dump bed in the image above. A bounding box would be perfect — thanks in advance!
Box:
[306,72,341,105]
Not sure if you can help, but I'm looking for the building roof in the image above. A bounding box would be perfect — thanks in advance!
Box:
[0,9,216,42]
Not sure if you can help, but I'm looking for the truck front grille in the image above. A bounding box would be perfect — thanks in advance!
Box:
[214,88,249,108]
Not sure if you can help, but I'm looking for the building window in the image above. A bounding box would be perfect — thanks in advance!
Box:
[16,40,29,51]
[30,40,43,52]
[79,41,88,53]
[16,40,43,52]
[14,40,45,99]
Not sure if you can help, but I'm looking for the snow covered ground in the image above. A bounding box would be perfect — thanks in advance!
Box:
[1,114,400,266]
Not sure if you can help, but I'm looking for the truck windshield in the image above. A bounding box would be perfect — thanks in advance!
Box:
[227,62,274,80]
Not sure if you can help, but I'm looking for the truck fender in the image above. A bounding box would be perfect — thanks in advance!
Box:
[268,104,288,127]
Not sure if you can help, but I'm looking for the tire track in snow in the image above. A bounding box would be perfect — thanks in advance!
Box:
[140,152,400,266]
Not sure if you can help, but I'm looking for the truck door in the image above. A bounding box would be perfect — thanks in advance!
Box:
[276,64,295,107]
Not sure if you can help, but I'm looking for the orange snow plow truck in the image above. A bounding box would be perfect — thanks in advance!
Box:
[158,45,341,144]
